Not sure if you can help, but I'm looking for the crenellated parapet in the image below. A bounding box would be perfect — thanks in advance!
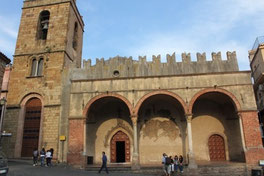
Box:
[79,51,238,80]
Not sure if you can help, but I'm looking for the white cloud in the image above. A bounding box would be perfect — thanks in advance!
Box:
[125,0,264,70]
[0,16,18,39]
[77,1,96,13]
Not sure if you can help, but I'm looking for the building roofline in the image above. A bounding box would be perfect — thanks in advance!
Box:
[0,52,11,64]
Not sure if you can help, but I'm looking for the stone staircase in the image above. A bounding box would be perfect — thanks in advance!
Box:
[85,163,261,176]
[197,164,248,176]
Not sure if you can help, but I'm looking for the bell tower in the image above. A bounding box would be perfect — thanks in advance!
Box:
[15,0,84,67]
[3,0,84,160]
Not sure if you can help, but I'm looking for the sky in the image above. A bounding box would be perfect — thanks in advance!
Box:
[0,0,264,70]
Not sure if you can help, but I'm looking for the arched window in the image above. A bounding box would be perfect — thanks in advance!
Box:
[30,58,44,77]
[37,11,50,40]
[37,58,43,76]
[72,22,78,50]
[31,59,37,76]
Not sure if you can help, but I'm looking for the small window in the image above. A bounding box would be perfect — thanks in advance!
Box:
[113,70,120,77]
[37,11,50,40]
[31,59,37,76]
[37,58,43,76]
[72,22,78,50]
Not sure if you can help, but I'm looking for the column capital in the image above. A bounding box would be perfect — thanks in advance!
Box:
[131,115,138,125]
[185,114,193,122]
[237,112,242,118]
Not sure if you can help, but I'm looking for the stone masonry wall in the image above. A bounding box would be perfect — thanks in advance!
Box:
[3,52,65,158]
[2,108,20,157]
[15,3,70,55]
[79,51,239,80]
[2,0,84,161]
[42,106,60,159]
[68,71,259,166]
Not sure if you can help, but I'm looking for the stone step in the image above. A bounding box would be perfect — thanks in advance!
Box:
[85,164,257,176]
[198,164,248,176]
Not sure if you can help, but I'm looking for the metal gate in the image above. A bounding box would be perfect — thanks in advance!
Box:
[110,131,130,163]
[21,98,42,157]
[208,134,226,161]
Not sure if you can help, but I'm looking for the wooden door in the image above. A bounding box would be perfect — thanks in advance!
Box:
[21,98,42,157]
[208,134,226,161]
[110,131,130,163]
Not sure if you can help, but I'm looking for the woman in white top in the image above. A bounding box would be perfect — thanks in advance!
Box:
[45,150,52,167]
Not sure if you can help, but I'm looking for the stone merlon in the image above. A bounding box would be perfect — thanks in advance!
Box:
[74,51,239,80]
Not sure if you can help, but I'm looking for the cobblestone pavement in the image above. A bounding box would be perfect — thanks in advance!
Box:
[7,160,166,176]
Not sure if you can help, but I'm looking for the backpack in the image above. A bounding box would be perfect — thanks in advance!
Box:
[165,157,171,165]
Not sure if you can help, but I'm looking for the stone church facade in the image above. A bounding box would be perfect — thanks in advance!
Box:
[2,0,264,169]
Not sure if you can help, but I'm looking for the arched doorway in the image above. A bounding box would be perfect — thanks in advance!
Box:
[110,131,130,163]
[208,134,226,161]
[21,98,42,157]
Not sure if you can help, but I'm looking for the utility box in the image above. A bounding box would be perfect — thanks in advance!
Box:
[87,156,93,165]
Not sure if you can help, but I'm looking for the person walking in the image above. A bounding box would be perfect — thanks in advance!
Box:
[32,148,38,166]
[40,148,46,167]
[98,151,109,174]
[162,153,168,176]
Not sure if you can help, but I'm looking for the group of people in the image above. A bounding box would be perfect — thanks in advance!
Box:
[33,148,54,167]
[162,153,184,176]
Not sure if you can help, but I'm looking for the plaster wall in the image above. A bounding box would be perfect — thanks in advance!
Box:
[92,119,133,164]
[139,117,183,164]
[192,116,227,161]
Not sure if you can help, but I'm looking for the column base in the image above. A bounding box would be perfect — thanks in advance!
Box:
[131,153,140,170]
[245,147,264,165]
[131,164,141,170]
[188,154,198,169]
[67,153,86,168]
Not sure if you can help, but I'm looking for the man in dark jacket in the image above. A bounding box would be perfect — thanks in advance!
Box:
[98,151,109,174]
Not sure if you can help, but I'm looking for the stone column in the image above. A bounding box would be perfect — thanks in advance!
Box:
[237,113,246,152]
[186,114,197,169]
[131,115,140,170]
